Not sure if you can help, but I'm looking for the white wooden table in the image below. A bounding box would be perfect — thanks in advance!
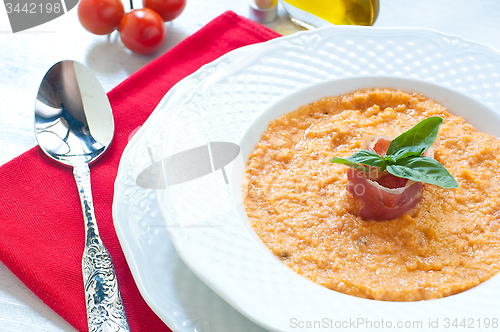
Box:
[0,0,499,330]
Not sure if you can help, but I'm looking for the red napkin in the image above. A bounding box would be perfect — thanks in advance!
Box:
[0,11,279,332]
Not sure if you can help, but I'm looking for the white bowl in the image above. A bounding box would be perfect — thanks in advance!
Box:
[164,76,500,331]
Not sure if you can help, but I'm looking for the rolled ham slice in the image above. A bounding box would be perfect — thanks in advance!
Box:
[347,168,423,221]
[346,136,437,221]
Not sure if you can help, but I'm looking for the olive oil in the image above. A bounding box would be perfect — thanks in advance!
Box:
[281,0,379,28]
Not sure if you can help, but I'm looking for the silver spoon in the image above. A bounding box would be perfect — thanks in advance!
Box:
[34,60,130,332]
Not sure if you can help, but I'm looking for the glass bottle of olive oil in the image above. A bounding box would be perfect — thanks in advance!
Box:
[280,0,379,29]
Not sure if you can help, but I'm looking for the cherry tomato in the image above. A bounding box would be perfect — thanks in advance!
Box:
[119,8,167,55]
[78,0,124,35]
[142,0,186,22]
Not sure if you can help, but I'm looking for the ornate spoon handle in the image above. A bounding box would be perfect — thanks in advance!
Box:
[74,165,130,332]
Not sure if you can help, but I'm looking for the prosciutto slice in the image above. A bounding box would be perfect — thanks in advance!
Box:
[347,136,437,221]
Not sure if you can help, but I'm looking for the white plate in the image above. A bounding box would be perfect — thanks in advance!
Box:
[113,26,500,332]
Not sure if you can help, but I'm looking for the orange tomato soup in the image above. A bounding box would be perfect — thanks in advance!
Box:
[242,88,500,301]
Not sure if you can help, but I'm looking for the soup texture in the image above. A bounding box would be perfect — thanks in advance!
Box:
[242,88,500,301]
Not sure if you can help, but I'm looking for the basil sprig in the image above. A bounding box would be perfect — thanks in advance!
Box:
[331,117,458,189]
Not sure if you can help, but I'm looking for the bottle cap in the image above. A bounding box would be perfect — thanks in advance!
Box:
[248,0,277,24]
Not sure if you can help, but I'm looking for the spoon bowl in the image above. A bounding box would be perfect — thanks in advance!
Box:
[35,60,130,332]
[35,60,113,166]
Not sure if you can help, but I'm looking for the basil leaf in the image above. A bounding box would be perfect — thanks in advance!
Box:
[386,116,443,156]
[386,146,425,163]
[348,150,386,167]
[330,117,458,189]
[386,156,458,188]
[332,149,385,167]
[331,157,370,173]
